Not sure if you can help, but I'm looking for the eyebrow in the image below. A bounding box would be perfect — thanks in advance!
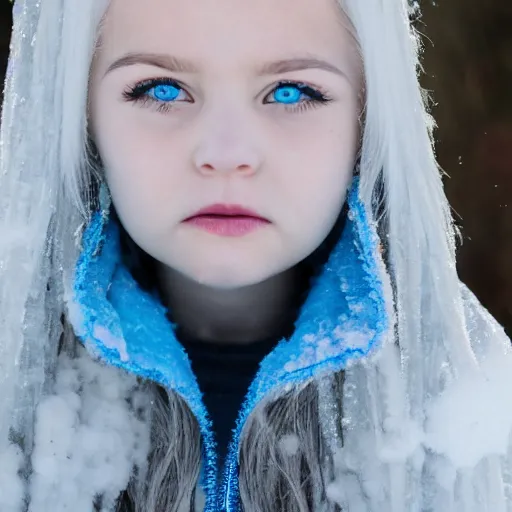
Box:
[103,52,349,80]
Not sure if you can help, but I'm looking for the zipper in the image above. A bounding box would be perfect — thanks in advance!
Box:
[220,442,240,511]
[201,425,239,512]
[216,367,274,510]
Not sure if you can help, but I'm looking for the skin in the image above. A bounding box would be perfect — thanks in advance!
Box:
[89,0,361,344]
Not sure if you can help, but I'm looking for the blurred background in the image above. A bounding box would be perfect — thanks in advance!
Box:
[1,2,511,335]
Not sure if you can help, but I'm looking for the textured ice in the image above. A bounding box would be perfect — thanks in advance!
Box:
[425,349,512,467]
[0,444,24,512]
[324,289,512,512]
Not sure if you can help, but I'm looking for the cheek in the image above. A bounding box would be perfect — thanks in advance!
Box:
[278,124,356,224]
[274,124,356,261]
[93,100,182,215]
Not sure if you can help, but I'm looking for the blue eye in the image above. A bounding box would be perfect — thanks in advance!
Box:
[123,79,186,107]
[272,85,303,105]
[147,83,182,102]
[268,82,331,112]
[124,78,331,114]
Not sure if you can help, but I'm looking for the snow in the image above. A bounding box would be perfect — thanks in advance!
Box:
[28,350,151,512]
[0,443,24,512]
[324,342,512,511]
[279,434,300,456]
[65,300,129,363]
[92,325,129,363]
[424,350,512,468]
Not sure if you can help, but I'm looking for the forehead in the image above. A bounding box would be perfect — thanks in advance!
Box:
[100,0,352,71]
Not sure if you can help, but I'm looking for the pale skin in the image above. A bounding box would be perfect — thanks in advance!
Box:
[89,0,361,344]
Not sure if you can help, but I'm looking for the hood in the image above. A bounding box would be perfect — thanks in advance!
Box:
[66,177,394,511]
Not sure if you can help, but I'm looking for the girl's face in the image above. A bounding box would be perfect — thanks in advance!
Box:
[89,0,361,290]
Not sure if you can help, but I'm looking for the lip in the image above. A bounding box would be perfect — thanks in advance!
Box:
[183,203,271,237]
[184,203,269,221]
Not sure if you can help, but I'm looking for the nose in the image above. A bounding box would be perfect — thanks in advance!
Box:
[192,117,262,177]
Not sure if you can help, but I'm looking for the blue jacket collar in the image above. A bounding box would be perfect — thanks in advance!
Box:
[67,177,393,511]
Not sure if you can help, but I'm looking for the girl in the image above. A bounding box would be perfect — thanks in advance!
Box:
[1,0,512,511]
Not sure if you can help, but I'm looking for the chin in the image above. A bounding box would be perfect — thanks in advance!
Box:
[189,263,278,290]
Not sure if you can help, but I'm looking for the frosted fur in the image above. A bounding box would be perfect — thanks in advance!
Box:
[1,1,512,511]
[66,174,390,511]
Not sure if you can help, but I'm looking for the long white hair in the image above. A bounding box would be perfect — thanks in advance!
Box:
[1,0,512,511]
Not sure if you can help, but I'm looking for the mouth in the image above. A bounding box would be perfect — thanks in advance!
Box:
[184,204,269,220]
[183,204,271,237]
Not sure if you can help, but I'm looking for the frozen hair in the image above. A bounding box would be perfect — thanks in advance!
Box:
[2,0,512,511]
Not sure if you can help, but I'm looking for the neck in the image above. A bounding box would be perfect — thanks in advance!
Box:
[156,264,311,345]
[118,208,346,346]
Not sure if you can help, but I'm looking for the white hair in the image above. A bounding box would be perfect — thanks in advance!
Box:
[1,0,511,511]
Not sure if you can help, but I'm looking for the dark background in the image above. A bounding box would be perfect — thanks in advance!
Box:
[1,2,511,335]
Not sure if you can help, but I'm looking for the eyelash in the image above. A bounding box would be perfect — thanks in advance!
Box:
[122,77,333,114]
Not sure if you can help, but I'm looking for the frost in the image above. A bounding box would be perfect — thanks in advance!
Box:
[283,328,374,374]
[324,323,512,511]
[28,350,151,511]
[64,300,86,337]
[326,472,368,512]
[0,443,24,512]
[379,418,423,463]
[65,299,129,362]
[333,327,374,350]
[92,325,129,362]
[327,438,386,512]
[315,337,341,360]
[279,434,300,456]
[424,350,512,467]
